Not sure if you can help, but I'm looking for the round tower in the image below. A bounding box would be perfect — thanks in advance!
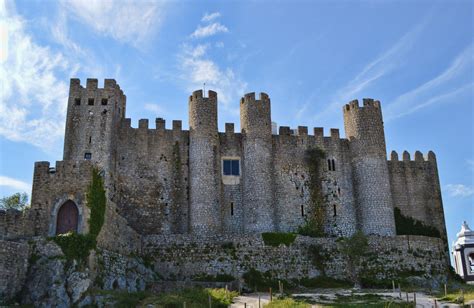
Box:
[188,89,221,234]
[240,92,274,233]
[343,98,396,236]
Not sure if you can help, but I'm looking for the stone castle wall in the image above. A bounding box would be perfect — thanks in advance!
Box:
[388,151,447,241]
[142,234,448,282]
[10,79,447,243]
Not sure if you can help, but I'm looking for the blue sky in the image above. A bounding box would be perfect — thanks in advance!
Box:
[0,0,472,253]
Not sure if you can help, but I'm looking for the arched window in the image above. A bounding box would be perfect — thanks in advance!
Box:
[56,200,79,235]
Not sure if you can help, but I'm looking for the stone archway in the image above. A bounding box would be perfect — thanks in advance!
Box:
[56,200,79,235]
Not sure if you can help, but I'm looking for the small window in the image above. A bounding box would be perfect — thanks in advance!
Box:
[333,204,337,217]
[89,136,92,144]
[230,202,234,216]
[84,152,92,160]
[223,159,239,176]
[101,98,108,105]
[301,205,305,217]
[327,159,332,171]
[74,98,81,105]
[332,159,336,171]
[88,98,94,105]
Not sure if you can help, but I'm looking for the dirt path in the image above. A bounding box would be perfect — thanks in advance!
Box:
[230,291,473,307]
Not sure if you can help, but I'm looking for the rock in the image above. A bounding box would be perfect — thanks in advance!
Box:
[67,271,91,303]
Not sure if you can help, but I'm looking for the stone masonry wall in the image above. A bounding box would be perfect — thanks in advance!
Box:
[142,234,448,282]
[0,240,29,302]
[388,150,447,242]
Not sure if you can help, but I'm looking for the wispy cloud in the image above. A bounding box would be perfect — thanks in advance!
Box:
[202,12,221,22]
[385,44,474,120]
[178,14,246,112]
[191,22,228,39]
[144,103,166,116]
[62,0,166,48]
[311,21,426,122]
[0,176,31,193]
[0,1,74,152]
[445,184,474,198]
[178,44,246,110]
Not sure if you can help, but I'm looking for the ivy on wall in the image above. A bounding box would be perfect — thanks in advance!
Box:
[298,147,326,237]
[53,168,106,262]
[394,207,441,238]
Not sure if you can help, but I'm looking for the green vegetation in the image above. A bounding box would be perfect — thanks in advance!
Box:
[87,168,106,238]
[264,298,310,307]
[298,147,326,237]
[192,273,235,282]
[243,268,291,291]
[437,284,474,304]
[394,208,441,238]
[139,288,238,307]
[0,192,29,210]
[262,232,297,247]
[53,168,106,262]
[298,276,351,288]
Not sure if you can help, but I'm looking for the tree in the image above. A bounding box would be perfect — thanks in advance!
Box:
[339,231,369,288]
[0,192,29,210]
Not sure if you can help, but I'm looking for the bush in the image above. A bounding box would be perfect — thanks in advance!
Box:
[394,208,441,238]
[141,288,238,307]
[53,232,96,261]
[262,232,296,247]
[298,276,351,288]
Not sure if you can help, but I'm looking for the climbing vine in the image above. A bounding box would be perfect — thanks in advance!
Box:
[53,167,106,262]
[394,207,441,238]
[298,147,326,237]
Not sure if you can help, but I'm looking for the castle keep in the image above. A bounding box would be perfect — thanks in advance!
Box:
[4,78,446,240]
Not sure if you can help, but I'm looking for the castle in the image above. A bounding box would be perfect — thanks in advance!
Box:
[0,78,453,304]
[3,78,446,241]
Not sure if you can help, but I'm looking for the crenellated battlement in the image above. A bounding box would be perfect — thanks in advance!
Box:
[70,78,123,92]
[240,92,270,104]
[189,89,217,101]
[33,160,93,180]
[343,98,381,113]
[389,150,437,163]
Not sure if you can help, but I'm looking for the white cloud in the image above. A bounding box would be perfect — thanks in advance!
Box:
[0,176,31,192]
[312,21,425,122]
[0,2,74,152]
[202,12,221,22]
[445,184,474,198]
[191,22,228,39]
[62,0,166,47]
[385,44,474,120]
[178,43,247,109]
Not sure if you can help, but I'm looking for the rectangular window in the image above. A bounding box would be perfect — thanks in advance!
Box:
[84,152,92,160]
[88,98,94,105]
[223,159,239,176]
[74,98,81,105]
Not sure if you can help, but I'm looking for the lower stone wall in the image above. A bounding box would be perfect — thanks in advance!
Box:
[142,234,448,283]
[0,209,28,240]
[0,240,29,302]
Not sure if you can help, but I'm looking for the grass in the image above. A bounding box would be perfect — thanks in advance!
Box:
[264,298,310,307]
[437,285,474,304]
[139,288,239,307]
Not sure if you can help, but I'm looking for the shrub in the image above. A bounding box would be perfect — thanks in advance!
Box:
[262,232,297,247]
[394,208,441,238]
[53,232,96,261]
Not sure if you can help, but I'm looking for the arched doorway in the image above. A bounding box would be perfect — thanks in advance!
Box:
[56,200,79,235]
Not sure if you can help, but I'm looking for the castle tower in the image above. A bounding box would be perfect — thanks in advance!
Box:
[343,98,396,236]
[188,90,221,234]
[240,92,274,232]
[63,78,125,172]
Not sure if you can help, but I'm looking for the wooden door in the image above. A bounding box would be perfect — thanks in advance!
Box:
[56,200,79,235]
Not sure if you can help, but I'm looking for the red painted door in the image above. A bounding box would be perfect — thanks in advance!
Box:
[56,200,79,235]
